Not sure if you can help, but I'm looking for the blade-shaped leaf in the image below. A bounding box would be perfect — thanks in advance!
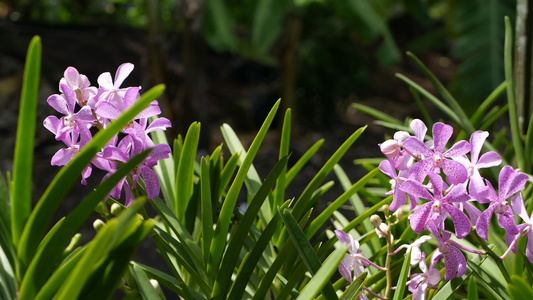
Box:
[11,36,41,244]
[280,208,338,300]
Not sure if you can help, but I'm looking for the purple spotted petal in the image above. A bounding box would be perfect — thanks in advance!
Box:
[335,230,351,245]
[443,184,470,203]
[441,159,468,185]
[526,231,533,263]
[51,148,74,166]
[498,166,527,198]
[432,122,453,153]
[443,247,458,280]
[409,203,432,233]
[408,159,432,183]
[410,119,427,140]
[511,194,529,221]
[390,184,407,211]
[140,164,160,199]
[476,204,496,240]
[443,140,471,158]
[443,204,471,238]
[402,137,433,157]
[400,179,433,200]
[476,151,501,168]
[497,209,518,236]
[47,94,70,115]
[114,62,134,87]
[469,131,488,163]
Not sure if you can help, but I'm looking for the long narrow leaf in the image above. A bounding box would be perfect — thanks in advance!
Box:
[209,99,280,276]
[280,208,338,300]
[296,244,348,300]
[212,156,288,298]
[19,150,150,299]
[392,248,411,300]
[11,36,41,244]
[176,122,201,221]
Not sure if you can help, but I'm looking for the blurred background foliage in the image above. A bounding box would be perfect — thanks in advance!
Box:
[0,0,518,138]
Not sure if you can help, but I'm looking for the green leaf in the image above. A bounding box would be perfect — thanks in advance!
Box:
[209,99,280,276]
[306,168,379,238]
[53,198,149,299]
[200,158,214,266]
[11,36,41,245]
[467,276,479,300]
[228,201,290,300]
[275,109,291,212]
[150,116,176,209]
[296,244,348,300]
[507,274,533,300]
[18,150,150,300]
[130,262,185,296]
[201,0,238,52]
[339,272,368,300]
[131,263,163,300]
[0,172,11,241]
[212,156,288,298]
[17,84,165,273]
[504,16,527,171]
[280,208,338,300]
[351,103,403,125]
[175,122,201,222]
[251,0,290,55]
[392,248,411,300]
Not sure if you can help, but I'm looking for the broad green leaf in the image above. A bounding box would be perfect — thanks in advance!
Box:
[18,150,150,299]
[212,156,288,298]
[17,84,165,272]
[209,99,280,277]
[296,244,348,300]
[280,208,338,300]
[12,36,41,244]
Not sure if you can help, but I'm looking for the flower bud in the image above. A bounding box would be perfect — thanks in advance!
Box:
[150,279,161,292]
[380,139,401,158]
[110,203,123,216]
[93,219,105,232]
[382,204,390,215]
[370,214,382,227]
[393,208,404,221]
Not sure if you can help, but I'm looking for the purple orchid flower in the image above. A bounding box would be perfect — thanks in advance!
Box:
[334,230,386,282]
[59,66,97,106]
[379,159,409,211]
[46,83,95,141]
[408,252,440,300]
[501,193,533,263]
[402,122,470,185]
[93,62,134,108]
[475,166,528,241]
[401,172,471,238]
[453,131,501,202]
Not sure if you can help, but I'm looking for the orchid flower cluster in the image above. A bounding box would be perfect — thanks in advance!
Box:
[337,119,532,299]
[43,63,171,206]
